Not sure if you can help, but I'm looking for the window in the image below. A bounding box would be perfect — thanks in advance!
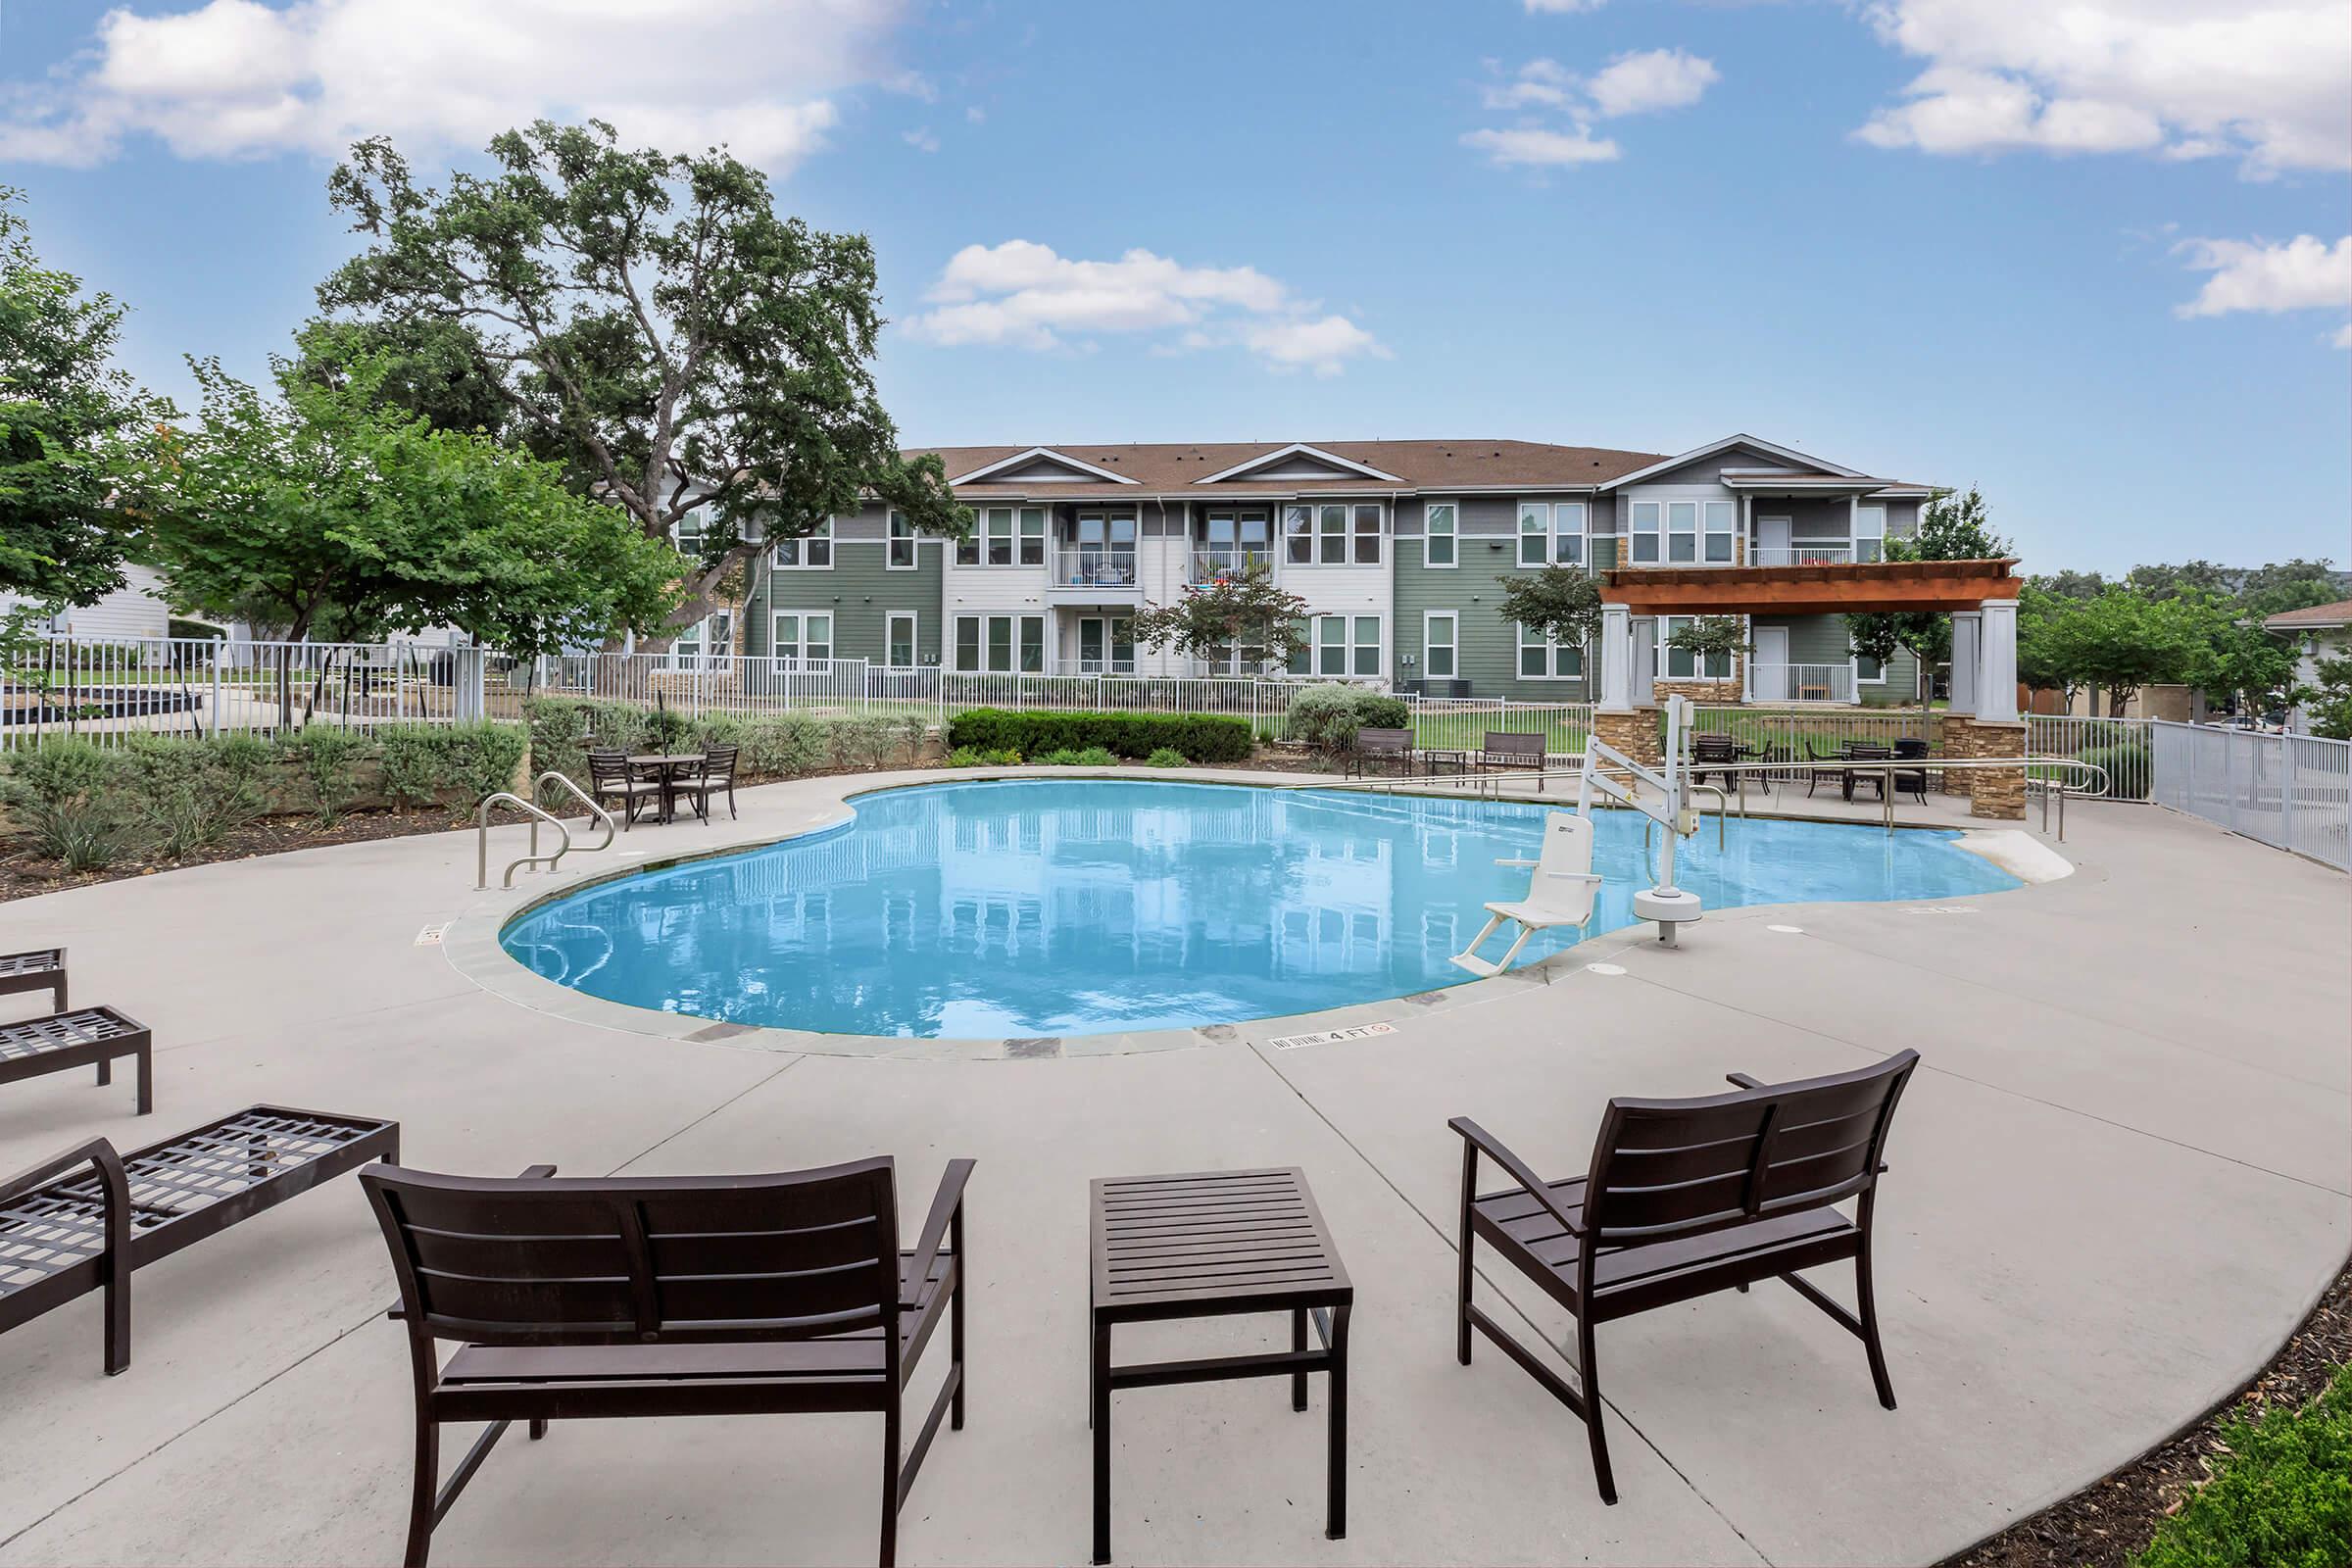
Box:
[673,609,733,669]
[1283,504,1314,564]
[1517,622,1582,680]
[1018,507,1046,566]
[988,508,1015,565]
[1854,504,1886,564]
[1424,612,1457,678]
[888,511,916,569]
[1352,615,1381,675]
[1199,509,1271,577]
[1856,652,1886,684]
[886,612,917,667]
[1704,501,1736,564]
[1352,504,1382,564]
[672,506,710,560]
[1297,614,1378,676]
[1667,501,1699,563]
[1424,502,1456,567]
[954,613,1045,673]
[1076,614,1135,673]
[773,516,831,568]
[1629,501,1661,564]
[1660,615,1733,679]
[771,611,833,665]
[1317,614,1346,674]
[1517,501,1588,567]
[1318,504,1348,564]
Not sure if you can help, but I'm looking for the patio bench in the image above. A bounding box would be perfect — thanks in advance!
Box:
[0,1005,153,1114]
[0,946,68,1013]
[1449,1049,1919,1502]
[0,1104,400,1375]
[1478,730,1548,792]
[364,1153,974,1568]
[1344,726,1416,779]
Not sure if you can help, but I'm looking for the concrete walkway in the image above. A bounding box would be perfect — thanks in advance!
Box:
[0,768,2343,1567]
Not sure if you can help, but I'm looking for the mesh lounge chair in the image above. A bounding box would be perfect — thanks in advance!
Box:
[1451,812,1601,976]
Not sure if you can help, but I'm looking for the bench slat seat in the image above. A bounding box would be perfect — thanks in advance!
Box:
[0,1002,150,1114]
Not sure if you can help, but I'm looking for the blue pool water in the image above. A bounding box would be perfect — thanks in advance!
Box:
[501,779,2018,1039]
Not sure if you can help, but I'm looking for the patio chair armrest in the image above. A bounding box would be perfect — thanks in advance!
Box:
[903,1157,976,1304]
[389,1163,559,1318]
[1724,1072,1766,1091]
[1447,1117,1584,1236]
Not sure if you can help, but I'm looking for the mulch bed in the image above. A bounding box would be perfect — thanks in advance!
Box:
[1946,1252,2351,1568]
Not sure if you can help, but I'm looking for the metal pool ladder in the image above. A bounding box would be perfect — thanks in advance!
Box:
[474,771,615,890]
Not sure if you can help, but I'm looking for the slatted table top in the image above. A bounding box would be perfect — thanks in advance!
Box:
[1090,1167,1351,1321]
[0,1007,142,1064]
[0,948,62,979]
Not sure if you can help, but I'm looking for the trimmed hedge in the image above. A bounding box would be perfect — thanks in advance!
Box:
[1282,685,1411,751]
[2135,1362,2350,1568]
[945,708,1254,764]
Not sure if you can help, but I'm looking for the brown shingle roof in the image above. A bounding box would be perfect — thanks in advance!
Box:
[907,439,1669,497]
[2265,598,2352,630]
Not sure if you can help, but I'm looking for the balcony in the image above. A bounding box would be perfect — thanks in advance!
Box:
[1047,545,1141,602]
[1746,662,1856,704]
[1190,547,1273,584]
[1748,544,1861,566]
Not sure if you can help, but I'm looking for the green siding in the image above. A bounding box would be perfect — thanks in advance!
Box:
[1758,613,1921,707]
[1392,536,1596,701]
[745,543,945,664]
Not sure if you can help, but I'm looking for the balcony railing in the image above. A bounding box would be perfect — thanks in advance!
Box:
[1050,546,1139,590]
[1069,658,1138,675]
[1190,548,1272,582]
[1746,662,1856,704]
[1748,544,1857,566]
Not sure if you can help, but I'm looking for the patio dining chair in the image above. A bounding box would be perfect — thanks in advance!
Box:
[585,748,660,830]
[1803,741,1840,798]
[1842,743,1893,803]
[677,743,741,822]
[1891,738,1931,804]
[1689,733,1761,793]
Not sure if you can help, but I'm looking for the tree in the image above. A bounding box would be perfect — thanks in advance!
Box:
[1132,563,1312,675]
[2303,653,2352,741]
[2189,611,2304,719]
[1663,614,1747,678]
[123,355,682,662]
[1844,484,2010,709]
[2017,583,2086,709]
[2234,559,2342,621]
[317,120,964,633]
[287,316,515,441]
[2043,589,2208,716]
[1494,565,1605,654]
[2035,568,2107,600]
[0,187,173,607]
[2125,560,2235,602]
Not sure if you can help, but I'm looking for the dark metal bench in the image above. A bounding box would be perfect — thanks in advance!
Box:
[1089,1167,1351,1564]
[0,1104,400,1375]
[364,1153,974,1568]
[0,1005,153,1114]
[0,946,68,1013]
[1449,1050,1919,1502]
[1344,726,1416,780]
[1479,730,1547,792]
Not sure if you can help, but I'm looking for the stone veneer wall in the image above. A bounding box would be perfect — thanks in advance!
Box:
[1592,707,1664,770]
[1941,712,2027,819]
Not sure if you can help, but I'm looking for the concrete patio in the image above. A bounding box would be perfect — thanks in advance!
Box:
[0,767,2344,1566]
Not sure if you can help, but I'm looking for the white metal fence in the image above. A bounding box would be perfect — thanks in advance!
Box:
[3,636,496,749]
[2150,721,2351,870]
[1407,698,1593,757]
[1745,663,1856,704]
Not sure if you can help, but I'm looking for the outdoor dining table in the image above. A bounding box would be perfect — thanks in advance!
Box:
[626,752,709,825]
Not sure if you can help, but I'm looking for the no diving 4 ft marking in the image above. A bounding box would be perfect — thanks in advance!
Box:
[1268,1022,1397,1052]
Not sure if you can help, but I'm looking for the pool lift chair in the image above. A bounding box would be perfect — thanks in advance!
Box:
[1451,810,1603,977]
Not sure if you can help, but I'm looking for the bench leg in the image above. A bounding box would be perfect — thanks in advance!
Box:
[1455,1138,1476,1366]
[1576,1313,1618,1505]
[950,1210,967,1431]
[404,1416,439,1568]
[879,1393,902,1568]
[1291,1308,1308,1411]
[135,1044,152,1115]
[527,1419,547,1440]
[1326,1304,1351,1541]
[96,1056,109,1087]
[1091,1320,1112,1565]
[1857,1243,1897,1411]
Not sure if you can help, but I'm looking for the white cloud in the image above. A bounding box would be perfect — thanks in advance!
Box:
[908,240,1385,374]
[1523,0,1605,12]
[903,127,940,153]
[1586,48,1720,119]
[1855,0,2351,175]
[1465,48,1712,170]
[2174,235,2352,348]
[0,0,911,172]
[1460,126,1622,167]
[2334,322,2352,350]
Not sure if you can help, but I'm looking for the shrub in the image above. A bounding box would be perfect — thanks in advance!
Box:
[122,733,273,854]
[1036,746,1117,765]
[1282,685,1408,752]
[946,709,1253,764]
[740,711,828,778]
[2135,1363,2350,1568]
[829,712,902,770]
[0,740,140,870]
[947,746,1022,767]
[2081,740,2151,802]
[444,721,528,807]
[645,705,695,753]
[1145,747,1188,767]
[283,724,369,824]
[375,725,446,808]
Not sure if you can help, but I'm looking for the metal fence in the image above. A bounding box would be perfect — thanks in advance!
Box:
[1407,697,1592,758]
[2,636,496,749]
[2025,714,2153,800]
[2150,721,2351,870]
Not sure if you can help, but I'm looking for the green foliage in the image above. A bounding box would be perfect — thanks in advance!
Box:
[947,709,1254,764]
[1494,565,1603,653]
[829,713,906,770]
[2305,654,2352,742]
[1846,486,2010,699]
[1664,615,1749,668]
[947,746,1022,767]
[374,721,526,808]
[2079,740,2152,801]
[0,188,174,607]
[1035,747,1118,765]
[375,724,445,807]
[1283,685,1408,752]
[1145,747,1189,767]
[283,724,369,824]
[120,733,275,854]
[2134,1365,2351,1568]
[0,739,137,869]
[317,120,966,635]
[2027,589,2212,715]
[739,711,829,778]
[1132,562,1313,674]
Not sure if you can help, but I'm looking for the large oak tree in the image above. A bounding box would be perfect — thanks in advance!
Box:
[316,120,963,634]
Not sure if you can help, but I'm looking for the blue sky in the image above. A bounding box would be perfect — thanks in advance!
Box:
[2,0,2346,576]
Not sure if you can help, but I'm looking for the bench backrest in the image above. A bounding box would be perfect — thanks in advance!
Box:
[363,1158,901,1347]
[1691,734,1739,760]
[1356,727,1410,755]
[1582,1051,1918,1247]
[1484,731,1544,759]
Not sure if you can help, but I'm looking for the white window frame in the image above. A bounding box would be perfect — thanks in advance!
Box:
[1351,503,1383,565]
[1518,501,1588,568]
[1317,503,1348,565]
[1666,501,1700,564]
[1629,500,1661,564]
[1702,500,1736,564]
[953,612,1045,673]
[1282,504,1314,565]
[1423,502,1457,567]
[1516,621,1583,681]
[671,608,733,670]
[772,516,832,569]
[1301,613,1379,676]
[770,610,834,667]
[887,511,917,570]
[1422,611,1458,679]
[885,611,919,668]
[1854,651,1887,686]
[1659,614,1733,681]
[672,505,711,560]
[1852,503,1886,564]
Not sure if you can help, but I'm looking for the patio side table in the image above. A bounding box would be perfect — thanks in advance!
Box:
[1088,1166,1353,1565]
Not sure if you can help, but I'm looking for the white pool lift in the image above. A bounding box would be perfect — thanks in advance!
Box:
[1450,811,1603,976]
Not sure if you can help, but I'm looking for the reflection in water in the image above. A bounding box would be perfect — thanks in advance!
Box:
[502,780,2018,1038]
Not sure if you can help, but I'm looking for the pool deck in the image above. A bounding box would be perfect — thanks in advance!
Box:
[0,765,2345,1566]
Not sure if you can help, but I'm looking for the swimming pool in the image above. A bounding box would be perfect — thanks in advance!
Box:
[501,779,2020,1040]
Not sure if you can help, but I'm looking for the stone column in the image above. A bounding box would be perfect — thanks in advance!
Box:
[1964,717,2027,820]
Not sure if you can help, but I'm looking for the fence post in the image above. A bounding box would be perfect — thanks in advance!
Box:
[2279,735,2300,858]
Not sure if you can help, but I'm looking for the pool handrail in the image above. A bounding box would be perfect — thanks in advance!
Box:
[477,793,571,890]
[530,769,615,865]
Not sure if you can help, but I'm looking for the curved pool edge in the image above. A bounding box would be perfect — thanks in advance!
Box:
[441,764,2064,1060]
